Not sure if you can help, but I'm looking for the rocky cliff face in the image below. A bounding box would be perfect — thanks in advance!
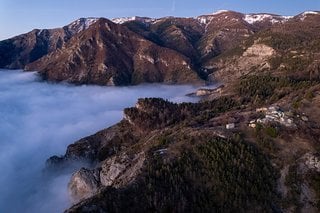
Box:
[208,43,276,83]
[68,168,101,203]
[68,151,145,203]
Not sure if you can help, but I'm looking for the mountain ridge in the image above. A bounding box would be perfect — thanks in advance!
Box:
[2,10,320,85]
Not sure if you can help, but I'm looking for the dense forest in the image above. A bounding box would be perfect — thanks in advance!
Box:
[124,96,238,130]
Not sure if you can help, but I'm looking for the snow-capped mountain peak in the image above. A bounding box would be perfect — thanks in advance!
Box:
[67,18,99,34]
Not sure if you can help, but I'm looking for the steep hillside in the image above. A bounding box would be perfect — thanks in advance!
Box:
[47,90,320,212]
[207,11,320,83]
[47,97,277,212]
[0,18,98,69]
[25,19,202,85]
[67,130,277,213]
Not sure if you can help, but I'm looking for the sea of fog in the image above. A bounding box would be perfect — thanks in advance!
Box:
[0,70,200,213]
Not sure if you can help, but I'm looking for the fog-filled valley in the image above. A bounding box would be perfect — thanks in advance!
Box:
[0,70,198,213]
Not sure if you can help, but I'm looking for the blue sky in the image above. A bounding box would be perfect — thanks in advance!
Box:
[0,0,319,40]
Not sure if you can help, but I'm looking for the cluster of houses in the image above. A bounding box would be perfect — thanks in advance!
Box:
[249,106,298,128]
[250,106,294,127]
[224,105,309,130]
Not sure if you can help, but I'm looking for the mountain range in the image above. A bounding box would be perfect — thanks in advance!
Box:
[1,10,320,212]
[1,10,320,85]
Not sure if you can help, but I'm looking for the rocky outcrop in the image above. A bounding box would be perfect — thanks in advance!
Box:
[208,43,276,82]
[242,43,275,57]
[46,116,148,203]
[68,168,101,203]
[68,152,145,203]
[46,121,142,171]
[99,152,145,187]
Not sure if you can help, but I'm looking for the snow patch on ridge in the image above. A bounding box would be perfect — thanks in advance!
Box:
[302,11,319,15]
[299,11,320,20]
[196,16,214,25]
[244,14,292,24]
[112,16,155,24]
[195,11,293,27]
[212,10,230,15]
[196,10,231,25]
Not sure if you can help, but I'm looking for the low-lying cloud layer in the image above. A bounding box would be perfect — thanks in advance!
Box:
[0,70,198,212]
